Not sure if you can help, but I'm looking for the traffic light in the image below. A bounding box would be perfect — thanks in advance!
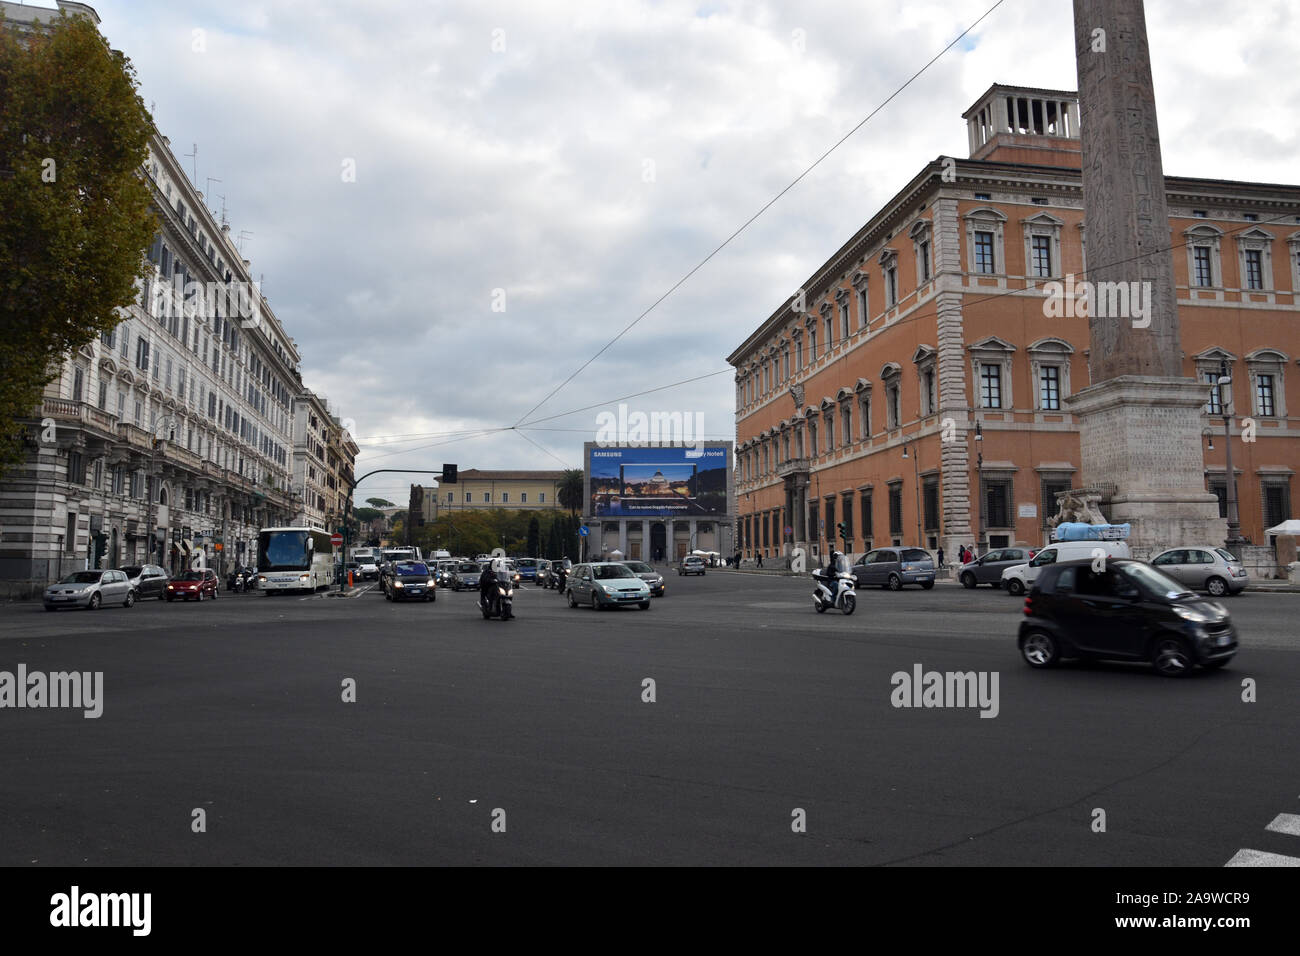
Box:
[442,463,458,483]
[92,533,108,568]
[836,522,848,542]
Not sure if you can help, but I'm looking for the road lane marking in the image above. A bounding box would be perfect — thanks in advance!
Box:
[1225,849,1300,867]
[1264,812,1300,836]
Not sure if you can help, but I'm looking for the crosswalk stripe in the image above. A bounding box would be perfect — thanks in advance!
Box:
[1225,849,1300,867]
[1264,813,1300,836]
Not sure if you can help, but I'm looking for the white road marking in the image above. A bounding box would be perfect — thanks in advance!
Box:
[1264,812,1300,836]
[1225,849,1300,867]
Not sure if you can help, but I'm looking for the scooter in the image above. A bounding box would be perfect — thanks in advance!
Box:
[812,558,857,615]
[478,572,514,621]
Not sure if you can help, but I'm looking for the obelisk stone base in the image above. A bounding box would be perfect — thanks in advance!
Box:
[1066,376,1226,558]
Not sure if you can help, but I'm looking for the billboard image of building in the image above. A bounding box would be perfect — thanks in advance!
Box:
[583,442,734,562]
[589,446,728,517]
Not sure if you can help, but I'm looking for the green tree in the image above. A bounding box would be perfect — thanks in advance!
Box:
[526,516,540,557]
[353,507,384,523]
[365,497,395,509]
[0,11,156,468]
[558,468,584,518]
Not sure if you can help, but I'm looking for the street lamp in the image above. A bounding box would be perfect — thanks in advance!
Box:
[901,439,922,546]
[1212,363,1245,559]
[973,421,984,557]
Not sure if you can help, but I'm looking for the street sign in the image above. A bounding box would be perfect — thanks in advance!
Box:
[330,532,343,547]
[785,526,793,535]
[579,526,589,537]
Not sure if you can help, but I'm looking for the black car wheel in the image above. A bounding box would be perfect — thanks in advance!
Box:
[1021,630,1060,668]
[961,572,977,589]
[196,590,204,602]
[123,590,135,608]
[1205,576,1228,597]
[639,601,650,610]
[1006,578,1025,596]
[920,581,934,590]
[887,574,902,591]
[88,592,101,610]
[567,591,578,609]
[1152,636,1194,677]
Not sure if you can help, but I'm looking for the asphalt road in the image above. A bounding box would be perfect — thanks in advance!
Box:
[1,571,1297,866]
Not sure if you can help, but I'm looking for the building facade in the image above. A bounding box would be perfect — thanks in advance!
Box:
[0,1,349,594]
[433,470,565,513]
[290,390,356,532]
[728,84,1300,567]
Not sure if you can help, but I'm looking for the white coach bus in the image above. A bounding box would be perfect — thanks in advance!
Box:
[256,527,335,594]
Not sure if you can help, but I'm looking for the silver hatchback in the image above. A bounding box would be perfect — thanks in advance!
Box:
[1149,547,1248,596]
[44,569,135,611]
[958,547,1035,588]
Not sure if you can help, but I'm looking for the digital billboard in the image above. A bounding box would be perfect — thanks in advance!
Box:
[587,445,729,517]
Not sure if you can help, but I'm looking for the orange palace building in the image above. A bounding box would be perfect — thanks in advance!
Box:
[728,84,1300,567]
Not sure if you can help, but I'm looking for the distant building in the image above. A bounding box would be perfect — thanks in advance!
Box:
[428,470,565,513]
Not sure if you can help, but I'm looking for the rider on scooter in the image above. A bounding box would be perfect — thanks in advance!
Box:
[479,555,507,613]
[816,551,845,604]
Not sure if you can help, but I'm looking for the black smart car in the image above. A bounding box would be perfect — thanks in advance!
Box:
[1017,559,1238,677]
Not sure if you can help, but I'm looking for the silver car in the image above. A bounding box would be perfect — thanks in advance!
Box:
[566,562,652,610]
[451,562,482,591]
[621,561,666,597]
[958,548,1035,588]
[44,569,135,611]
[1150,547,1248,597]
[851,547,936,590]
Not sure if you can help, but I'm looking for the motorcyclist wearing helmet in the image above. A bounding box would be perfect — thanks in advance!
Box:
[479,554,508,612]
[817,550,845,603]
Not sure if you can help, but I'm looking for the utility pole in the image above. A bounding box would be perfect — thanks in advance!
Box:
[972,421,984,557]
[1215,361,1245,558]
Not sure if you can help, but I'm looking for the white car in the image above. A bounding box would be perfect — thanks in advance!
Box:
[1001,540,1131,595]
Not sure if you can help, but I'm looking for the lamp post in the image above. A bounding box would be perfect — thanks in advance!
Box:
[972,421,984,557]
[1212,362,1245,559]
[901,439,922,546]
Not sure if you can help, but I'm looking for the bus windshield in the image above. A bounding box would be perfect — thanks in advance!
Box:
[258,531,310,571]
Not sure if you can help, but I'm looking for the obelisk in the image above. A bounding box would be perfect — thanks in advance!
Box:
[1066,0,1225,555]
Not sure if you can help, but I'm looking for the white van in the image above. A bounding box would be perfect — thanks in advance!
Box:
[1001,540,1131,595]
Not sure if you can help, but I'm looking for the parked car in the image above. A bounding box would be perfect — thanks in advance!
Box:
[1149,547,1248,597]
[451,562,483,591]
[119,564,169,600]
[1018,558,1238,677]
[385,561,436,602]
[622,561,666,596]
[958,548,1034,588]
[166,568,220,602]
[566,562,652,610]
[43,569,135,611]
[678,555,706,576]
[1002,540,1131,596]
[852,547,935,590]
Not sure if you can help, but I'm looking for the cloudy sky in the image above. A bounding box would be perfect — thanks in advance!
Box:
[60,0,1300,501]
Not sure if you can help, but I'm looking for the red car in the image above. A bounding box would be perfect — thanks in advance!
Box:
[166,569,219,602]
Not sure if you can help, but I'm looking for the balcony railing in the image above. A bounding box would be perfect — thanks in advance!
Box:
[776,457,811,478]
[41,399,118,434]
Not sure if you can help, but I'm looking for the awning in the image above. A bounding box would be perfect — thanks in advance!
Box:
[1265,519,1300,536]
[178,539,192,554]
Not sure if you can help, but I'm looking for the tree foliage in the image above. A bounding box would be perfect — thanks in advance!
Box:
[558,468,584,517]
[0,11,156,467]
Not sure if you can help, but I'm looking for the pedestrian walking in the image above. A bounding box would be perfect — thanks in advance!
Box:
[756,552,763,568]
[937,546,945,569]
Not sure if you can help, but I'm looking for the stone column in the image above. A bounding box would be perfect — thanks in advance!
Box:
[641,519,650,561]
[618,521,628,558]
[1069,0,1225,555]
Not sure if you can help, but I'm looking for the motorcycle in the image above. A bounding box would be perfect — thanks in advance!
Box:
[227,567,257,593]
[812,555,857,615]
[478,571,514,621]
